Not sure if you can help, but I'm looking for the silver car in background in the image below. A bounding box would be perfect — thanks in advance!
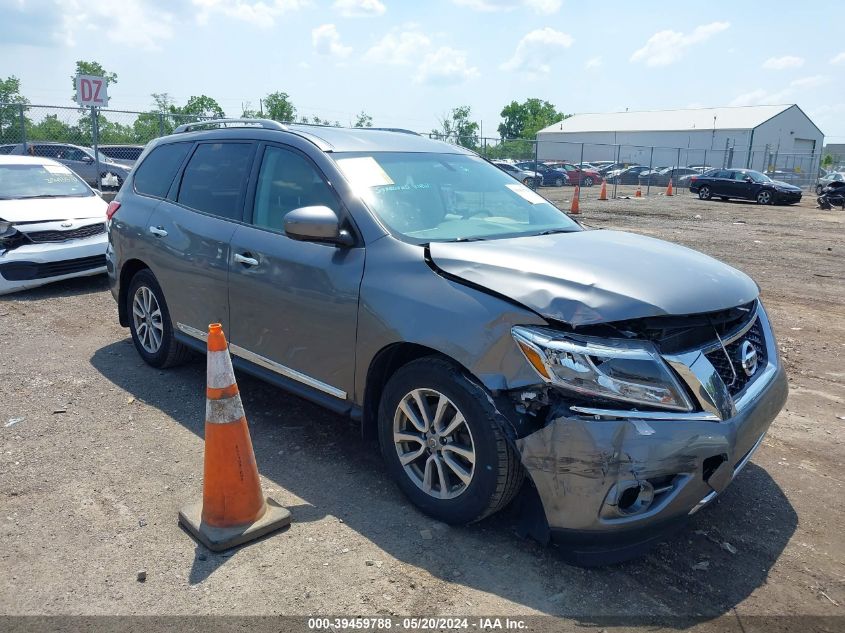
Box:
[106,120,787,563]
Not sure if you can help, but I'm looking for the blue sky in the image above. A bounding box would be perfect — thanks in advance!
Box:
[3,0,844,141]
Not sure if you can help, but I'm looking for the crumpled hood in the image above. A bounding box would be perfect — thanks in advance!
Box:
[428,229,759,326]
[0,196,107,223]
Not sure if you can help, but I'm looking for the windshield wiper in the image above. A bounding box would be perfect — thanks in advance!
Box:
[535,228,576,236]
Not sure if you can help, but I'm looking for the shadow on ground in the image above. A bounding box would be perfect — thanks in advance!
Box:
[91,340,797,623]
[0,274,109,302]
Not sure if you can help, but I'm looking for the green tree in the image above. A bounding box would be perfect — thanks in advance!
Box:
[71,61,118,105]
[498,98,566,140]
[822,154,834,168]
[0,76,30,143]
[432,106,478,150]
[264,92,296,122]
[179,95,225,119]
[354,111,373,128]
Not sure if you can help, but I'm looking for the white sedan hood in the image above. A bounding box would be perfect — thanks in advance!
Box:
[0,195,107,223]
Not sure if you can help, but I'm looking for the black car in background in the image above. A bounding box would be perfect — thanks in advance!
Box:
[689,168,802,205]
[639,167,701,187]
[515,161,569,186]
[606,165,651,184]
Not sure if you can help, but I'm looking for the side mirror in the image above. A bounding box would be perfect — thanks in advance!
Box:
[284,206,354,246]
[744,176,753,183]
[82,155,94,164]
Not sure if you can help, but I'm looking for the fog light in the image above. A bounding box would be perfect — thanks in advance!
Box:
[603,480,655,518]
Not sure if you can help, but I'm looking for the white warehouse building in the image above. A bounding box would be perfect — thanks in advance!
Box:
[536,105,824,176]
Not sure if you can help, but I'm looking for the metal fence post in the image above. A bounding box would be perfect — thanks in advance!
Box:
[646,146,654,196]
[532,137,539,190]
[19,103,27,151]
[158,112,165,137]
[91,106,102,191]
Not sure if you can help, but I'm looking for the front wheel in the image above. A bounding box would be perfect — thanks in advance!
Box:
[127,269,191,368]
[378,357,523,525]
[582,177,594,187]
[555,177,564,187]
[816,184,824,195]
[698,186,712,200]
[757,189,774,205]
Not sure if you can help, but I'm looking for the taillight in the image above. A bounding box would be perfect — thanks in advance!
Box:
[106,201,121,220]
[690,176,698,183]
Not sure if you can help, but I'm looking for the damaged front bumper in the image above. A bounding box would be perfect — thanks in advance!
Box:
[513,307,788,557]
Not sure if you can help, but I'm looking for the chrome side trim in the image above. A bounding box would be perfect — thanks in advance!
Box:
[569,407,720,422]
[688,431,768,515]
[176,322,347,400]
[177,322,208,341]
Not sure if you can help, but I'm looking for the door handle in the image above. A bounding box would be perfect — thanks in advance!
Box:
[234,253,259,267]
[148,226,168,237]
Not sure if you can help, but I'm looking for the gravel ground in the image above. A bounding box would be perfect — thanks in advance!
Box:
[0,190,843,629]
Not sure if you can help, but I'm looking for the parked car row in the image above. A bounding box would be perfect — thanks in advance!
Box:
[0,142,146,191]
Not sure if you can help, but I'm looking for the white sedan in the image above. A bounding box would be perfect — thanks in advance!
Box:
[0,155,108,295]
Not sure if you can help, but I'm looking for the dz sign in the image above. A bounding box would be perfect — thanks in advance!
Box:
[75,74,108,107]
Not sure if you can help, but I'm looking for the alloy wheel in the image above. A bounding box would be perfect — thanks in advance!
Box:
[758,190,772,204]
[393,388,476,500]
[132,286,164,354]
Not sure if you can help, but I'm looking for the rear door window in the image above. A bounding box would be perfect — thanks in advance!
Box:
[713,170,731,179]
[134,142,192,198]
[177,142,254,220]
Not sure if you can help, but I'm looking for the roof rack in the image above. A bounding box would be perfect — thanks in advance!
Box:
[367,127,419,136]
[173,118,287,134]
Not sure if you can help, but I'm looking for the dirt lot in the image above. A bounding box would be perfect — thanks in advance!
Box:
[1,190,843,630]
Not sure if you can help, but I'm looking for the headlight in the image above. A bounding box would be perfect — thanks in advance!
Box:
[512,326,693,412]
[0,220,14,237]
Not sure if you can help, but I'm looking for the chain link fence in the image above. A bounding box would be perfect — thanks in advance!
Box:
[2,105,823,199]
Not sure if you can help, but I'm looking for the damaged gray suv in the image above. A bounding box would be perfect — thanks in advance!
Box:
[107,120,787,562]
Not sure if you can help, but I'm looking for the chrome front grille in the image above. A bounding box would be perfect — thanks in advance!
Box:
[704,318,768,396]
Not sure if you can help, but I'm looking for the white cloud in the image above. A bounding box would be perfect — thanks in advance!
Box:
[830,51,845,65]
[312,23,352,58]
[501,28,573,76]
[333,0,385,17]
[57,0,174,49]
[193,0,309,27]
[729,75,830,106]
[630,21,729,67]
[364,30,431,65]
[415,46,479,85]
[452,0,561,14]
[585,56,602,69]
[762,55,804,70]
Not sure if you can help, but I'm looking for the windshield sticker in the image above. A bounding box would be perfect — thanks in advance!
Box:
[336,157,394,188]
[42,164,70,174]
[506,183,546,204]
[377,183,431,192]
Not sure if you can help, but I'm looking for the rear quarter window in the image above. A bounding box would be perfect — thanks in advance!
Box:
[133,142,192,198]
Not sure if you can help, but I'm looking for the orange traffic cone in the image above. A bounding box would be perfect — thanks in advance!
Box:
[570,184,581,214]
[178,323,291,551]
[666,178,674,196]
[598,179,608,201]
[635,185,642,198]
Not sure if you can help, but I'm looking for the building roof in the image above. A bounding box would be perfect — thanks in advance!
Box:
[538,105,795,135]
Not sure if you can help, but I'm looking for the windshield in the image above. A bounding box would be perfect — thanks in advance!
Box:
[745,170,772,183]
[334,152,580,242]
[0,163,93,199]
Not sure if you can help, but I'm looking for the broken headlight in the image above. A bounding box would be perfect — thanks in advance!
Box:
[512,325,694,412]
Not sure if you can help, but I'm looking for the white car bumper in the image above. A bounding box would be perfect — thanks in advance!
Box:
[0,233,108,295]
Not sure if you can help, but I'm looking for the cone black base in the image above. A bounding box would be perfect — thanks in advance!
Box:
[178,497,291,552]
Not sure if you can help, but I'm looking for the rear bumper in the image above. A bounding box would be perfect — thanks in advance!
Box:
[0,235,107,295]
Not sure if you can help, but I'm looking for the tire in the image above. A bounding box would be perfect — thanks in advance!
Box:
[756,189,774,205]
[127,269,192,368]
[698,186,712,200]
[816,184,824,195]
[522,177,532,187]
[377,357,524,525]
[582,177,594,187]
[555,177,564,187]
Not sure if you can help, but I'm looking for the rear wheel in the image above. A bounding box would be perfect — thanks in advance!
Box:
[378,357,523,525]
[698,186,712,200]
[757,189,774,205]
[816,184,824,195]
[555,177,564,187]
[127,269,191,368]
[583,177,594,187]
